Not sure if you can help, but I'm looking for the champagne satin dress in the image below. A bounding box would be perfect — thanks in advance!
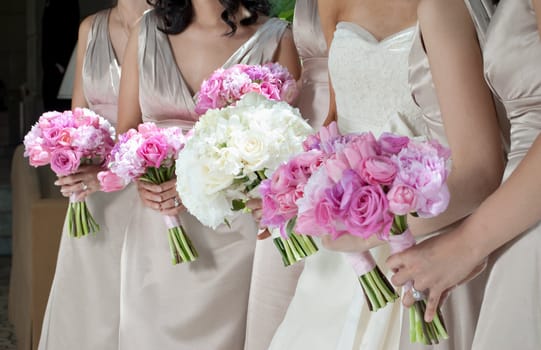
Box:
[472,0,541,348]
[403,1,496,348]
[119,11,295,350]
[39,9,137,350]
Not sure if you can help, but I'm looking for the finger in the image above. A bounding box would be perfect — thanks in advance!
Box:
[159,178,177,191]
[245,198,262,211]
[257,228,271,240]
[138,187,166,203]
[137,180,163,193]
[251,208,262,223]
[60,182,86,195]
[141,197,161,211]
[390,268,412,287]
[161,205,185,216]
[386,253,404,273]
[55,174,84,186]
[424,290,442,322]
[402,290,415,308]
[160,187,179,202]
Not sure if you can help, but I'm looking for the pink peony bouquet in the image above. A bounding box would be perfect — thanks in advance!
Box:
[294,126,451,343]
[98,122,197,264]
[194,63,298,115]
[23,108,115,237]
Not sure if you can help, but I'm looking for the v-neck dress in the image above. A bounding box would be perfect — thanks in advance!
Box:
[39,9,137,350]
[118,11,290,350]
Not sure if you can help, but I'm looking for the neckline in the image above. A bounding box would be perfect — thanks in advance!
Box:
[336,21,416,46]
[164,18,276,100]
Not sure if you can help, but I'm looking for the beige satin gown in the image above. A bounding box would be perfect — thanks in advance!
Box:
[472,0,541,348]
[402,2,495,348]
[39,9,137,350]
[119,11,294,350]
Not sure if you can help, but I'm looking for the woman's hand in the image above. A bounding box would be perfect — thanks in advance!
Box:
[136,178,184,216]
[386,228,485,322]
[245,198,271,240]
[54,164,102,201]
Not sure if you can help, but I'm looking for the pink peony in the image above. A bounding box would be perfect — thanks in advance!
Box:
[50,148,81,176]
[387,184,418,215]
[26,146,51,167]
[379,132,410,155]
[98,170,127,192]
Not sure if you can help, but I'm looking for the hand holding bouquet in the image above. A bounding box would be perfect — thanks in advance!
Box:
[99,122,197,264]
[24,108,115,237]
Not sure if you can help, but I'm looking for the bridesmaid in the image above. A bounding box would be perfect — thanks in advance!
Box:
[389,0,541,348]
[244,0,329,350]
[116,1,300,349]
[39,1,149,350]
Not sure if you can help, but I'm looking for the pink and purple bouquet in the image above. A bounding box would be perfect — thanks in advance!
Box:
[98,122,197,264]
[23,108,115,237]
[295,127,450,343]
[194,63,298,115]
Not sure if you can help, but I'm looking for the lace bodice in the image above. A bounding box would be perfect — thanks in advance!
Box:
[329,22,421,135]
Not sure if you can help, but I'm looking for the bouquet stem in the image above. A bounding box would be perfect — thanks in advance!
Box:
[389,215,448,344]
[271,229,318,267]
[164,215,198,264]
[67,194,99,238]
[347,252,399,311]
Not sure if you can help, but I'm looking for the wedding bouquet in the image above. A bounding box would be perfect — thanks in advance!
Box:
[176,92,313,234]
[383,133,450,344]
[98,122,197,264]
[194,63,298,115]
[23,108,115,237]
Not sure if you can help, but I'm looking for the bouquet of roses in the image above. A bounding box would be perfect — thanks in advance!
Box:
[98,122,197,264]
[258,123,353,265]
[176,92,313,237]
[295,129,450,342]
[24,108,115,237]
[194,63,298,115]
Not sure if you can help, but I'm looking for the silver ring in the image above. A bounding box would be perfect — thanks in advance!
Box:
[411,287,426,301]
[81,182,88,191]
[173,197,180,207]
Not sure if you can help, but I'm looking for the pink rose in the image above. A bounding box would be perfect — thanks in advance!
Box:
[347,132,381,158]
[137,135,168,168]
[27,146,51,167]
[357,156,397,186]
[260,81,281,100]
[98,171,127,192]
[50,148,81,176]
[57,127,75,147]
[41,126,63,146]
[344,183,393,240]
[379,132,410,155]
[387,184,418,215]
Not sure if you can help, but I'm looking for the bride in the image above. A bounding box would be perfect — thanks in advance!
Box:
[269,0,424,348]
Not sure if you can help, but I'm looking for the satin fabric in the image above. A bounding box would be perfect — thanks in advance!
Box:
[119,11,297,350]
[472,0,541,348]
[39,9,137,350]
[401,1,497,347]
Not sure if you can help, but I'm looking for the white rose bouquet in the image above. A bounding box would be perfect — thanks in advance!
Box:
[176,93,313,235]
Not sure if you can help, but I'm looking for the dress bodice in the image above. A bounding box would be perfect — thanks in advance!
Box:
[138,11,288,129]
[484,0,541,163]
[408,0,496,146]
[329,22,421,135]
[293,0,327,85]
[82,9,121,125]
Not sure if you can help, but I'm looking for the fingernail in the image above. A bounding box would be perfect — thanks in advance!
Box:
[54,181,60,185]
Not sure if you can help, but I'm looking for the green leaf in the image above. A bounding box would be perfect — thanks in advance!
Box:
[231,199,246,211]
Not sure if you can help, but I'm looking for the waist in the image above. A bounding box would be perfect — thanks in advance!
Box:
[301,57,329,84]
[88,103,118,126]
[502,98,541,161]
[142,117,196,131]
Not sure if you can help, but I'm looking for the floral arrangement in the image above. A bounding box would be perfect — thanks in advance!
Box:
[176,92,313,233]
[23,108,115,237]
[194,63,298,115]
[293,125,450,343]
[98,122,197,264]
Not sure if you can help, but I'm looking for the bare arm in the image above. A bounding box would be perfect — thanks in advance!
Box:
[274,27,301,80]
[387,0,541,322]
[71,15,94,109]
[407,0,504,236]
[116,22,143,134]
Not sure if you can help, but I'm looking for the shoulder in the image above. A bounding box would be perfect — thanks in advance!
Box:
[418,0,474,32]
[78,13,97,42]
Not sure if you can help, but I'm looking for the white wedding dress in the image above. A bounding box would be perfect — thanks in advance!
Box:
[269,22,425,350]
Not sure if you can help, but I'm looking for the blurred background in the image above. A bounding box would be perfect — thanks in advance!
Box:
[0,1,112,349]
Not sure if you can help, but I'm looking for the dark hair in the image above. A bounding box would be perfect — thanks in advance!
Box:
[147,0,271,35]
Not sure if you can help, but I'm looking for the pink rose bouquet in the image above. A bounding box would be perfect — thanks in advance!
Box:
[99,122,197,264]
[194,63,298,114]
[23,108,115,237]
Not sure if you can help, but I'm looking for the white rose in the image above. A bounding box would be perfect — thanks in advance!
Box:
[229,129,270,172]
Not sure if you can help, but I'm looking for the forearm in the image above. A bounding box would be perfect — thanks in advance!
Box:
[459,135,541,260]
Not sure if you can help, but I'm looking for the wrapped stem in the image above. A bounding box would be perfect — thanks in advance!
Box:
[270,227,318,266]
[164,215,198,264]
[67,193,100,238]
